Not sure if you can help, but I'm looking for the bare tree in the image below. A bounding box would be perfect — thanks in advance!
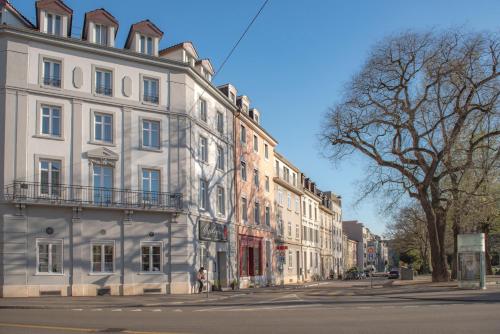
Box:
[321,30,500,282]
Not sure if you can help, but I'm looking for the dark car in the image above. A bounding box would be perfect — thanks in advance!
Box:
[388,270,399,279]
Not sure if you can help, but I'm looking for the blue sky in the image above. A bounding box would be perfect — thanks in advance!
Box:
[12,0,500,235]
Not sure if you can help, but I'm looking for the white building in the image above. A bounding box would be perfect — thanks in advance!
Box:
[0,0,236,297]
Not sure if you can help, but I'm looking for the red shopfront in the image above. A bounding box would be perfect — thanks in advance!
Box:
[239,235,263,277]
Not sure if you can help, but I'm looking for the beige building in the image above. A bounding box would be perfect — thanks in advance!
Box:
[273,151,302,284]
[0,0,236,297]
[300,175,321,281]
[344,238,358,271]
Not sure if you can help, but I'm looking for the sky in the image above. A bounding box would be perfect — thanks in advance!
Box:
[11,0,500,236]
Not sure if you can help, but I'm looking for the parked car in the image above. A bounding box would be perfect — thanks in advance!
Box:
[388,270,400,279]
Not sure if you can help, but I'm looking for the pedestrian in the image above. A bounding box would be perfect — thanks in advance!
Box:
[197,267,205,293]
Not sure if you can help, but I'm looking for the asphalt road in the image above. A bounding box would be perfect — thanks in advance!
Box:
[0,280,499,334]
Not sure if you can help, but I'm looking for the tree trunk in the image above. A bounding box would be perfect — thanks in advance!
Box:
[420,198,450,282]
[482,223,493,275]
[451,222,460,280]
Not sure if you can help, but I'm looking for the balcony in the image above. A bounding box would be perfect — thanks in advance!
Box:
[143,94,159,104]
[95,85,113,96]
[4,181,183,212]
[43,76,61,87]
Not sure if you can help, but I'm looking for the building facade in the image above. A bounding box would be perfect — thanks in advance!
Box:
[273,151,302,284]
[300,175,321,281]
[0,0,236,297]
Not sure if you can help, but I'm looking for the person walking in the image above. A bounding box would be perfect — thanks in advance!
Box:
[197,267,205,293]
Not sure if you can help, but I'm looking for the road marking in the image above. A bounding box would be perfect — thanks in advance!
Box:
[357,306,372,309]
[381,306,395,309]
[173,309,183,312]
[111,308,122,312]
[403,305,419,308]
[196,303,324,312]
[130,309,142,312]
[152,309,162,312]
[72,308,83,311]
[0,323,188,334]
[91,308,102,311]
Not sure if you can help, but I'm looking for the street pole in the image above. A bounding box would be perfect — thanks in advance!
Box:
[206,268,209,299]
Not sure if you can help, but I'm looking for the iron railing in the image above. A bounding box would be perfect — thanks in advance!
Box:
[3,181,182,212]
[43,76,61,87]
[143,94,159,104]
[95,85,113,96]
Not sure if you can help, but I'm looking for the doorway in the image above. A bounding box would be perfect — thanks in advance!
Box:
[296,251,300,282]
[217,251,228,288]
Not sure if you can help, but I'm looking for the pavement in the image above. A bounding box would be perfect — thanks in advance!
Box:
[0,277,499,334]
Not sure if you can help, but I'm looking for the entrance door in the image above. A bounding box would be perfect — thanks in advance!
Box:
[217,251,228,288]
[304,251,308,279]
[266,240,271,284]
[296,251,300,282]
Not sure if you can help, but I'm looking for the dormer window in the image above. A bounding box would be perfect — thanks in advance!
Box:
[140,35,153,55]
[46,13,62,36]
[230,92,236,103]
[95,24,108,46]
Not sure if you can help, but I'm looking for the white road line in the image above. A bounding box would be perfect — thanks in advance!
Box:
[403,305,418,308]
[72,309,83,311]
[91,308,102,312]
[381,306,395,309]
[357,306,372,309]
[173,309,183,312]
[111,309,122,312]
[130,309,142,312]
[196,303,324,312]
[151,309,162,312]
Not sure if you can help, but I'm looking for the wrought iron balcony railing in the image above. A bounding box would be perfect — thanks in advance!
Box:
[95,85,113,96]
[3,181,183,212]
[43,76,61,87]
[143,94,159,104]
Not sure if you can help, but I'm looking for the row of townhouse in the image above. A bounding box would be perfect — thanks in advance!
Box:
[0,0,342,297]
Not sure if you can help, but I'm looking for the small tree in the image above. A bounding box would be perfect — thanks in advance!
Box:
[321,30,500,282]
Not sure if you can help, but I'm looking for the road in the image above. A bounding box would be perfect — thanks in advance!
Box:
[0,279,499,334]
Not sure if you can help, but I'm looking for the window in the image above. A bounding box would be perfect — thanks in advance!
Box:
[142,120,160,149]
[142,169,160,202]
[95,24,108,46]
[295,224,299,239]
[295,196,299,213]
[216,112,224,134]
[253,169,259,188]
[39,159,61,196]
[140,35,153,55]
[253,135,258,152]
[303,201,306,216]
[199,179,208,210]
[216,146,224,170]
[241,161,247,181]
[254,202,260,224]
[217,186,225,215]
[293,174,297,187]
[40,105,61,137]
[94,113,113,143]
[143,78,159,103]
[37,239,63,274]
[91,242,114,273]
[93,165,113,204]
[43,59,61,87]
[46,13,62,36]
[141,242,161,272]
[283,167,290,182]
[265,176,270,192]
[288,222,292,237]
[241,197,248,222]
[265,206,270,226]
[230,92,236,103]
[309,203,312,219]
[95,69,112,96]
[303,226,307,241]
[287,192,291,210]
[288,251,293,267]
[198,99,208,122]
[240,125,246,143]
[264,144,269,159]
[199,136,208,162]
[278,189,283,206]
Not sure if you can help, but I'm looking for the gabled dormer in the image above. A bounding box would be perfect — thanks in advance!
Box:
[0,0,35,29]
[237,95,250,114]
[249,108,260,124]
[159,41,199,66]
[195,59,214,81]
[218,83,238,105]
[124,20,163,56]
[36,0,72,37]
[82,8,118,47]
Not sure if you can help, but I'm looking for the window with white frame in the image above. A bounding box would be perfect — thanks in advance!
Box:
[40,105,61,137]
[275,160,280,176]
[94,113,113,143]
[287,192,291,209]
[199,136,208,162]
[91,241,114,273]
[295,196,300,213]
[254,201,260,224]
[278,189,283,206]
[143,77,159,103]
[141,242,162,272]
[288,251,293,267]
[95,24,108,46]
[240,125,246,143]
[253,169,259,188]
[42,59,61,87]
[37,239,63,274]
[288,221,292,237]
[199,99,207,122]
[216,145,224,170]
[253,135,258,152]
[142,119,160,149]
[199,179,208,210]
[46,13,62,36]
[93,164,113,204]
[265,176,270,192]
[39,159,61,196]
[95,69,112,96]
[140,35,153,55]
[241,161,247,181]
[295,224,300,239]
[265,205,270,226]
[216,111,224,134]
[241,197,248,222]
[142,169,160,202]
[264,143,269,159]
[217,186,225,215]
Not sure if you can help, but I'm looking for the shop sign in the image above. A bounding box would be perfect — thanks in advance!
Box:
[199,221,228,242]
